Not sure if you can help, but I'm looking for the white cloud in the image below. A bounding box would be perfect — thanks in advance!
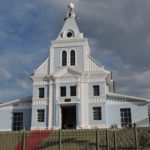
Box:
[0,89,21,102]
[135,71,150,81]
[0,87,32,103]
[17,79,30,89]
[113,67,150,98]
[0,90,18,98]
[0,30,21,42]
[0,67,12,80]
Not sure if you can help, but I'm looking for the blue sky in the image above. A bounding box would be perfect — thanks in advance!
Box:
[0,0,150,102]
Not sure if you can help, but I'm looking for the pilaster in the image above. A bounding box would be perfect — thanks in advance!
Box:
[48,81,53,129]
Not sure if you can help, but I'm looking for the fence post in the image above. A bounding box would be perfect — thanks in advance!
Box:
[106,129,109,150]
[134,126,138,150]
[59,130,61,150]
[114,130,117,150]
[96,129,99,150]
[23,130,26,150]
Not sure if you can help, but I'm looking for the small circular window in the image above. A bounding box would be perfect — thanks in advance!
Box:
[67,32,73,37]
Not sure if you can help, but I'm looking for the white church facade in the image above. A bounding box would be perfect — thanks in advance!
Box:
[0,3,149,131]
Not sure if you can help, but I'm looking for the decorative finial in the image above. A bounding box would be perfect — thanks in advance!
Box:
[64,2,78,20]
[68,2,75,9]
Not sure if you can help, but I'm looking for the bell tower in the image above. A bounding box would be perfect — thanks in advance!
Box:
[50,2,91,74]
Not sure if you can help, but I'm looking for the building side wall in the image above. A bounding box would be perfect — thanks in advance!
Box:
[13,108,32,130]
[0,107,13,131]
[33,85,49,99]
[0,107,31,131]
[88,102,106,127]
[31,105,48,130]
[106,102,149,127]
[88,82,106,98]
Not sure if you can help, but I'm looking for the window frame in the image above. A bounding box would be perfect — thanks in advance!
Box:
[70,86,76,96]
[39,87,45,98]
[70,50,75,66]
[60,86,66,97]
[93,85,100,96]
[37,109,45,123]
[13,112,23,131]
[62,50,67,66]
[120,108,132,127]
[93,107,102,120]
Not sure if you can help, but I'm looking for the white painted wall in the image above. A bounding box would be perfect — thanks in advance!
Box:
[106,102,149,127]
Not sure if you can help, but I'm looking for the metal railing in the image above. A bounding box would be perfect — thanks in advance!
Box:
[0,127,150,150]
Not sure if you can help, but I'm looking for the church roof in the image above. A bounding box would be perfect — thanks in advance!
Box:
[0,96,32,108]
[32,57,50,77]
[88,56,110,73]
[107,92,150,103]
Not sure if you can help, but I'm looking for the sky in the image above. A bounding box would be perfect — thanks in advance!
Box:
[0,0,150,103]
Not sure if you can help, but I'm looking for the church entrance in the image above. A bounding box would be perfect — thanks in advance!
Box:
[61,105,76,129]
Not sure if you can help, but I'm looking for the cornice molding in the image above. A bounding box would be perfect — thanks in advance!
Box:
[51,38,88,45]
[54,76,106,84]
[13,102,32,108]
[33,81,49,85]
[89,97,106,103]
[32,99,48,105]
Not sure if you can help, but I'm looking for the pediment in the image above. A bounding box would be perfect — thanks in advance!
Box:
[53,67,82,78]
[32,58,49,76]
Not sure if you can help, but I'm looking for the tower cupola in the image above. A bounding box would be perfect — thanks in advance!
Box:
[56,2,83,40]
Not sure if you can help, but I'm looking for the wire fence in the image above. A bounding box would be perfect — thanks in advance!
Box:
[0,127,150,150]
[135,117,150,127]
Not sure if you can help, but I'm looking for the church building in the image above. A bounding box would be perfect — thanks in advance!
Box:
[0,3,149,131]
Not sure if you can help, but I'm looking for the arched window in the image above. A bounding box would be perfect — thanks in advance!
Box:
[70,50,75,65]
[62,51,67,66]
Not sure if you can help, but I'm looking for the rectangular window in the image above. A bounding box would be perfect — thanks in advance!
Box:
[70,86,76,96]
[37,109,45,122]
[120,108,132,127]
[39,88,44,98]
[93,107,102,120]
[13,112,23,131]
[60,86,66,97]
[93,85,100,96]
